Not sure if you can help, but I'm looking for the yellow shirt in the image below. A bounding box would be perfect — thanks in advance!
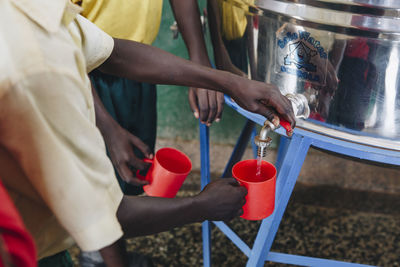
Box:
[0,0,123,259]
[73,0,163,44]
[219,0,254,41]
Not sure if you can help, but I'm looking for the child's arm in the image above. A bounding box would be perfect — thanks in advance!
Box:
[91,83,152,187]
[169,0,224,125]
[98,38,296,127]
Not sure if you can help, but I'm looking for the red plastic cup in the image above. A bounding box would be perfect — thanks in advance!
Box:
[232,159,276,220]
[137,147,192,198]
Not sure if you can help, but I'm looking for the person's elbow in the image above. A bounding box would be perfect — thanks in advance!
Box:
[97,38,123,75]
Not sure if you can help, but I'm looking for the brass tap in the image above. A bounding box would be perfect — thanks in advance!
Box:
[254,121,274,158]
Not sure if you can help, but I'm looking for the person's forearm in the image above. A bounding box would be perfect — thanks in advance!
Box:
[117,195,205,237]
[98,38,297,126]
[207,0,226,63]
[207,0,239,71]
[169,0,209,64]
[99,239,128,267]
[98,39,237,95]
[91,81,118,138]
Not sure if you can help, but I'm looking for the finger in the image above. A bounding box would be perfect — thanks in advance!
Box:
[226,178,240,186]
[257,104,279,124]
[272,98,296,128]
[262,92,296,128]
[188,88,200,119]
[130,135,153,159]
[239,186,248,197]
[206,91,218,125]
[279,97,296,127]
[280,111,296,129]
[129,156,151,172]
[118,164,148,186]
[215,92,225,122]
[236,208,244,217]
[129,177,149,186]
[197,89,210,124]
[283,96,296,128]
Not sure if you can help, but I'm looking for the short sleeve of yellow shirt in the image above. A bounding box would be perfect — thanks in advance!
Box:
[0,0,122,259]
[219,0,254,41]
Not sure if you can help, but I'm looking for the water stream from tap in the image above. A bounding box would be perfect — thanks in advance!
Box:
[255,137,272,179]
[256,155,263,178]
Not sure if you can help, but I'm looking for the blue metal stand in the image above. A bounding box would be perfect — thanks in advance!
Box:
[199,96,400,267]
[200,122,212,267]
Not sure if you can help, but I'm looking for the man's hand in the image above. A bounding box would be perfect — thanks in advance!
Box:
[91,82,152,187]
[105,124,153,187]
[99,39,296,128]
[187,56,225,126]
[194,178,247,221]
[99,240,128,267]
[169,0,227,126]
[188,88,224,125]
[231,77,296,128]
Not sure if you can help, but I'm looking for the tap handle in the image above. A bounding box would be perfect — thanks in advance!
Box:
[279,117,293,135]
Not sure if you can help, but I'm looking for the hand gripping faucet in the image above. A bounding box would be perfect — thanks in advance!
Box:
[254,93,310,158]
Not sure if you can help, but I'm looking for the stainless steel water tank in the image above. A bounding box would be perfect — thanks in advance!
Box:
[218,0,400,150]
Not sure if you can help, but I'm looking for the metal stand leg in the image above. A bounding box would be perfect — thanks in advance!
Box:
[222,119,256,178]
[202,97,399,266]
[247,134,311,267]
[200,122,211,267]
[275,136,290,173]
[251,126,258,159]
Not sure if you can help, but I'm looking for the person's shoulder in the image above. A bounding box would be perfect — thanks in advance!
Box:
[0,1,51,85]
[0,2,86,89]
[70,15,115,73]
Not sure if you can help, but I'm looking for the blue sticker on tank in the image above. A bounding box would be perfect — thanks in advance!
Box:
[276,28,329,85]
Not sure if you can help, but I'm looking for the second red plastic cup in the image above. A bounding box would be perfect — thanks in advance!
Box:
[232,159,276,220]
[138,147,192,198]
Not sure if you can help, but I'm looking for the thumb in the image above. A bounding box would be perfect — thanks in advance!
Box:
[118,164,149,186]
[257,104,280,127]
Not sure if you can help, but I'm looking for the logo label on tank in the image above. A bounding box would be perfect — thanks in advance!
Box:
[275,26,331,85]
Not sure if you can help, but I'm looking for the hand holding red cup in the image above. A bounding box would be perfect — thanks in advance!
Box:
[137,147,192,198]
[232,159,277,220]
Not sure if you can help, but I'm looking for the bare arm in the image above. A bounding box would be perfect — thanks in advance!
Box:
[169,0,225,124]
[169,0,209,64]
[91,82,152,186]
[99,240,128,267]
[98,39,295,125]
[117,178,246,237]
[207,0,245,76]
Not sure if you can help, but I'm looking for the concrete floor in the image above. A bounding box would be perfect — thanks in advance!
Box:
[70,138,400,266]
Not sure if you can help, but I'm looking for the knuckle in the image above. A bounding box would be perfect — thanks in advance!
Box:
[263,98,271,106]
[199,107,208,114]
[285,107,293,114]
[116,161,126,169]
[250,103,259,113]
